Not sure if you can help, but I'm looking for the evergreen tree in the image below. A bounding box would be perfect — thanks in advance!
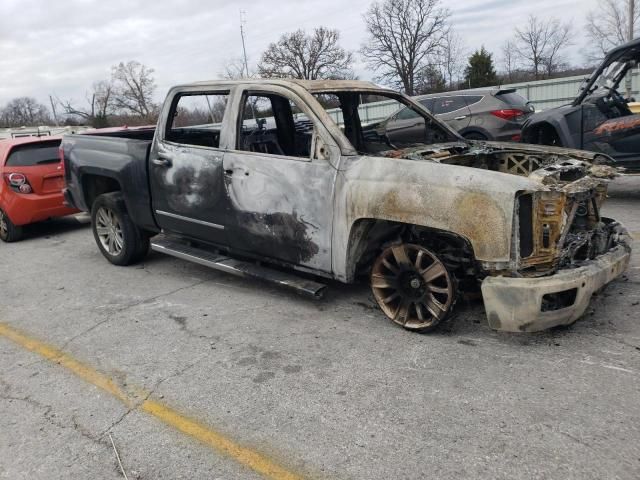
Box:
[463,47,497,88]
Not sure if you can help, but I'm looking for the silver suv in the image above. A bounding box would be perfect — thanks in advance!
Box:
[415,88,534,142]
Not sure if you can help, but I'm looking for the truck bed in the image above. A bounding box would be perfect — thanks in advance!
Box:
[62,127,158,231]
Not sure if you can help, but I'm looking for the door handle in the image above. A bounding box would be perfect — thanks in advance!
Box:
[454,115,467,120]
[224,168,249,176]
[152,154,172,167]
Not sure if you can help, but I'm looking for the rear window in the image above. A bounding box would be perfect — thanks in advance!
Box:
[431,96,475,114]
[396,107,421,120]
[419,98,436,112]
[496,91,528,107]
[5,141,61,167]
[460,95,483,107]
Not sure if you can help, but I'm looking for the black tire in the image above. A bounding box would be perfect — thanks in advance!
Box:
[541,128,562,147]
[0,209,23,242]
[463,132,488,141]
[91,192,149,266]
[524,125,562,146]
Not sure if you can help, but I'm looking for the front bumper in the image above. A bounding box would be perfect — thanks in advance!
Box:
[481,225,632,332]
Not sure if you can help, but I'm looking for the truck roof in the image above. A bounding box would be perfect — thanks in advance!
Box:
[183,78,389,93]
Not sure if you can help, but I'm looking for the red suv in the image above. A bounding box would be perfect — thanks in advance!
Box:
[0,136,78,242]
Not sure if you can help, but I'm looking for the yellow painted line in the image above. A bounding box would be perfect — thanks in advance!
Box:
[0,322,306,480]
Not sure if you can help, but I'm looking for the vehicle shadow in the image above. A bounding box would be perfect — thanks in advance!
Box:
[15,213,91,242]
[137,249,630,346]
[608,175,640,200]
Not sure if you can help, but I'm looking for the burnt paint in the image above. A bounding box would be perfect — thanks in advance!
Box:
[222,149,335,271]
[228,210,320,264]
[149,141,230,243]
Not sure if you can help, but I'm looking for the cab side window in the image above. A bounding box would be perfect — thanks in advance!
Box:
[237,93,312,159]
[166,92,229,148]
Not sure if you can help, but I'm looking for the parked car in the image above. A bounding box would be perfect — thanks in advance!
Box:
[0,136,78,242]
[62,79,631,333]
[522,38,640,173]
[380,88,533,143]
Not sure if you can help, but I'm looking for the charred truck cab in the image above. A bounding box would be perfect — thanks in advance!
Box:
[62,79,632,334]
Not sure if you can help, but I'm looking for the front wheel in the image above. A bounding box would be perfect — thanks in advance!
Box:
[0,209,23,242]
[91,192,149,266]
[370,244,457,332]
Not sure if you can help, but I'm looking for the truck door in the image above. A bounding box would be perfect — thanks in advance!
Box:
[149,90,231,244]
[221,88,337,272]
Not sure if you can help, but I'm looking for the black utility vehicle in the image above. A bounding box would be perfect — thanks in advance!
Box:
[522,38,640,172]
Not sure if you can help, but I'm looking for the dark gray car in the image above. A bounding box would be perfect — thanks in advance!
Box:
[414,88,534,141]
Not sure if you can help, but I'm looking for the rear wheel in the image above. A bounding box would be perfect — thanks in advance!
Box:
[370,243,457,332]
[0,209,23,242]
[463,132,488,141]
[91,192,149,265]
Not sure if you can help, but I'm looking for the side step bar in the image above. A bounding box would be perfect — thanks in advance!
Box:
[150,234,327,299]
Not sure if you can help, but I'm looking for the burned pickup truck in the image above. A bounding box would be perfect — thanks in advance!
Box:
[62,79,632,333]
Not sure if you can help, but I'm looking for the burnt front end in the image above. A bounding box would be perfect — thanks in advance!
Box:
[481,160,632,332]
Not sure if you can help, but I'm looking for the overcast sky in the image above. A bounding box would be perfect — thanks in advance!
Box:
[0,0,599,108]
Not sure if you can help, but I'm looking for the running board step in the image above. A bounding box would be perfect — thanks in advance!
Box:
[150,235,327,299]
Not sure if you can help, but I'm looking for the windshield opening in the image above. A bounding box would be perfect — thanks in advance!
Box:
[312,91,457,154]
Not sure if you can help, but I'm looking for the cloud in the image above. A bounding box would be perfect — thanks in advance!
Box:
[0,0,597,107]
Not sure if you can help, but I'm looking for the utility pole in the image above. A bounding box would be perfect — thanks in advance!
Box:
[629,0,635,42]
[49,95,59,126]
[240,10,250,78]
[627,0,635,96]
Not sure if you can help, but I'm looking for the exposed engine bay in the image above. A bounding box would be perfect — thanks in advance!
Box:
[378,141,624,277]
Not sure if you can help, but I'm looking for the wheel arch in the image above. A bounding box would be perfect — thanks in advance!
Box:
[522,118,573,147]
[343,218,478,283]
[81,173,122,212]
[458,126,492,140]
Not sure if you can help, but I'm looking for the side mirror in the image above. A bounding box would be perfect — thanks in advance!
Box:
[314,131,332,161]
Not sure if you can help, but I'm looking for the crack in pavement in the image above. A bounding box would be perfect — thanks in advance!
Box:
[98,355,208,439]
[0,390,109,448]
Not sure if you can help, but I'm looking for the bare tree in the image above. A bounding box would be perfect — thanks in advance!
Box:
[501,40,519,82]
[414,64,447,94]
[57,80,115,127]
[222,57,259,80]
[258,27,354,80]
[512,15,572,79]
[361,0,450,95]
[440,30,465,88]
[586,0,639,60]
[0,97,51,127]
[111,61,157,119]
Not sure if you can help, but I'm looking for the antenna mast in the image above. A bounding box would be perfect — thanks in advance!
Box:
[240,10,250,78]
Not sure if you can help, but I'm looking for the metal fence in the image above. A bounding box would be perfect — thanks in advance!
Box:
[496,71,640,111]
[0,125,89,140]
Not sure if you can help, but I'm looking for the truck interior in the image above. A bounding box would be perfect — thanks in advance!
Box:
[237,93,313,158]
[313,91,456,154]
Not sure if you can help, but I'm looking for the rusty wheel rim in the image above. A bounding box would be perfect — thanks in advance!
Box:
[371,244,454,330]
